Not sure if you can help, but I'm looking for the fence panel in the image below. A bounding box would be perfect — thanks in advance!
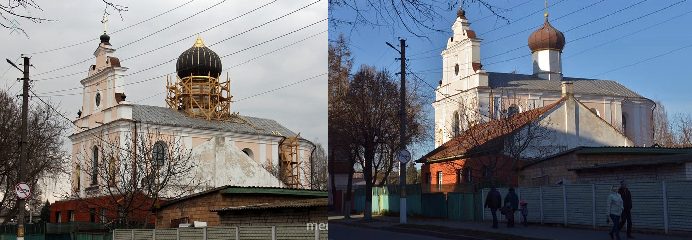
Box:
[565,184,593,226]
[541,186,564,224]
[421,193,447,218]
[154,229,178,240]
[239,226,272,240]
[276,226,314,240]
[629,182,664,230]
[206,227,236,240]
[406,194,422,216]
[178,228,203,240]
[517,187,541,223]
[320,229,328,240]
[666,181,692,231]
[132,229,153,240]
[447,193,463,222]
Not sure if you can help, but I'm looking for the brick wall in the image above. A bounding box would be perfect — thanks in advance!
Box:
[421,155,518,187]
[219,206,327,226]
[155,192,313,228]
[575,164,688,183]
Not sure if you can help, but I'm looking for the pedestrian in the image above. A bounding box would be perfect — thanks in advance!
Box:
[607,185,624,240]
[501,202,515,228]
[504,187,519,228]
[618,180,634,238]
[484,185,502,228]
[520,200,528,226]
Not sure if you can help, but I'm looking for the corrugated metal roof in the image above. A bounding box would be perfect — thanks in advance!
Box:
[487,72,645,98]
[210,198,328,212]
[157,186,326,209]
[522,146,692,168]
[568,152,692,171]
[131,104,300,138]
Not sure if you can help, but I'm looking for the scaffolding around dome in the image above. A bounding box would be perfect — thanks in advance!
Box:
[165,72,234,121]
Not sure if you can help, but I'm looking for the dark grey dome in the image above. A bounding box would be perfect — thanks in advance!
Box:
[176,35,222,79]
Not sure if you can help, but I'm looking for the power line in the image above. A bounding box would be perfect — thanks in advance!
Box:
[31,0,231,77]
[28,0,199,55]
[132,29,326,103]
[235,73,326,102]
[36,20,327,97]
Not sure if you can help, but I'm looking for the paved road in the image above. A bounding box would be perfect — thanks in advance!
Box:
[329,224,458,240]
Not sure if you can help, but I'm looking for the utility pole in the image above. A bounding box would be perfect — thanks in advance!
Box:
[18,56,29,240]
[386,39,407,224]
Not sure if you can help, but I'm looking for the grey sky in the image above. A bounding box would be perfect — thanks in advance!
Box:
[1,0,327,156]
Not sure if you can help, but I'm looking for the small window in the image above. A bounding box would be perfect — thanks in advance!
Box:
[465,167,473,183]
[452,111,460,137]
[426,173,431,184]
[57,212,62,223]
[242,148,254,161]
[95,92,101,107]
[92,146,99,185]
[90,208,96,222]
[437,171,443,185]
[456,169,462,183]
[454,63,460,76]
[68,210,75,222]
[75,165,81,192]
[622,114,627,133]
[153,142,166,169]
[101,208,108,223]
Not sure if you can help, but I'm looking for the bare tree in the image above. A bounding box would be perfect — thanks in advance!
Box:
[68,126,198,228]
[329,0,509,38]
[308,142,328,191]
[0,90,69,224]
[434,94,555,187]
[1,0,126,37]
[405,162,420,184]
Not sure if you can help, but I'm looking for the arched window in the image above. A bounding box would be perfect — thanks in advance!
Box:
[590,108,600,117]
[242,148,254,161]
[92,146,98,185]
[453,111,460,137]
[75,165,81,191]
[153,142,166,170]
[622,114,627,134]
[508,104,520,117]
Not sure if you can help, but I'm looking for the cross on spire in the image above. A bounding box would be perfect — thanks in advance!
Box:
[102,12,108,34]
[545,0,549,19]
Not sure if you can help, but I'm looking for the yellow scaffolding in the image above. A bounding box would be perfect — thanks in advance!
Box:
[279,133,301,189]
[166,73,233,121]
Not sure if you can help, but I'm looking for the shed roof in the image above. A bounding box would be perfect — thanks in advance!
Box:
[568,152,692,171]
[210,198,327,212]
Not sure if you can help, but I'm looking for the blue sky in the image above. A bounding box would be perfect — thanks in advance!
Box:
[330,0,692,159]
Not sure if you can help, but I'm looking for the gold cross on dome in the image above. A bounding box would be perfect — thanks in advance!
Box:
[102,12,108,34]
[545,0,549,19]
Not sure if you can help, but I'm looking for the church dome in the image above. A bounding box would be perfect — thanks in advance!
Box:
[176,35,222,79]
[528,19,565,53]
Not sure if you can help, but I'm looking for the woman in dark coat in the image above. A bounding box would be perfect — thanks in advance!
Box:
[504,187,519,227]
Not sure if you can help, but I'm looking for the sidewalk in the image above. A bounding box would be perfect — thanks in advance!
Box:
[328,213,691,240]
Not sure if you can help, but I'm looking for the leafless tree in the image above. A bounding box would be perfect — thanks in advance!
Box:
[308,142,328,191]
[329,0,509,38]
[0,90,69,224]
[1,0,126,37]
[68,126,199,228]
[436,94,555,187]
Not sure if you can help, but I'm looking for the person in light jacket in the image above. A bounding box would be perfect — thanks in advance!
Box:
[606,186,624,240]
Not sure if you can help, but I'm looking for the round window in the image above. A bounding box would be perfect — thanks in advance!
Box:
[95,92,101,107]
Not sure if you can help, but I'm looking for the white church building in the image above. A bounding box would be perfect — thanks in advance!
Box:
[433,6,654,151]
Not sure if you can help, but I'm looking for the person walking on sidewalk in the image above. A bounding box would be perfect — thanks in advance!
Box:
[484,185,502,228]
[618,180,635,238]
[504,187,519,228]
[607,186,624,240]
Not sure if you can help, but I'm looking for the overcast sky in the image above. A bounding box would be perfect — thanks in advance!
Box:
[331,0,692,159]
[1,0,326,202]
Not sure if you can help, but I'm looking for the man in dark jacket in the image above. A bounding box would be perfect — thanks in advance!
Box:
[619,181,634,238]
[484,186,502,228]
[504,187,519,227]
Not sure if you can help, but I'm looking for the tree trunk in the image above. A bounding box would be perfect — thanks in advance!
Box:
[343,152,356,219]
[363,144,375,220]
